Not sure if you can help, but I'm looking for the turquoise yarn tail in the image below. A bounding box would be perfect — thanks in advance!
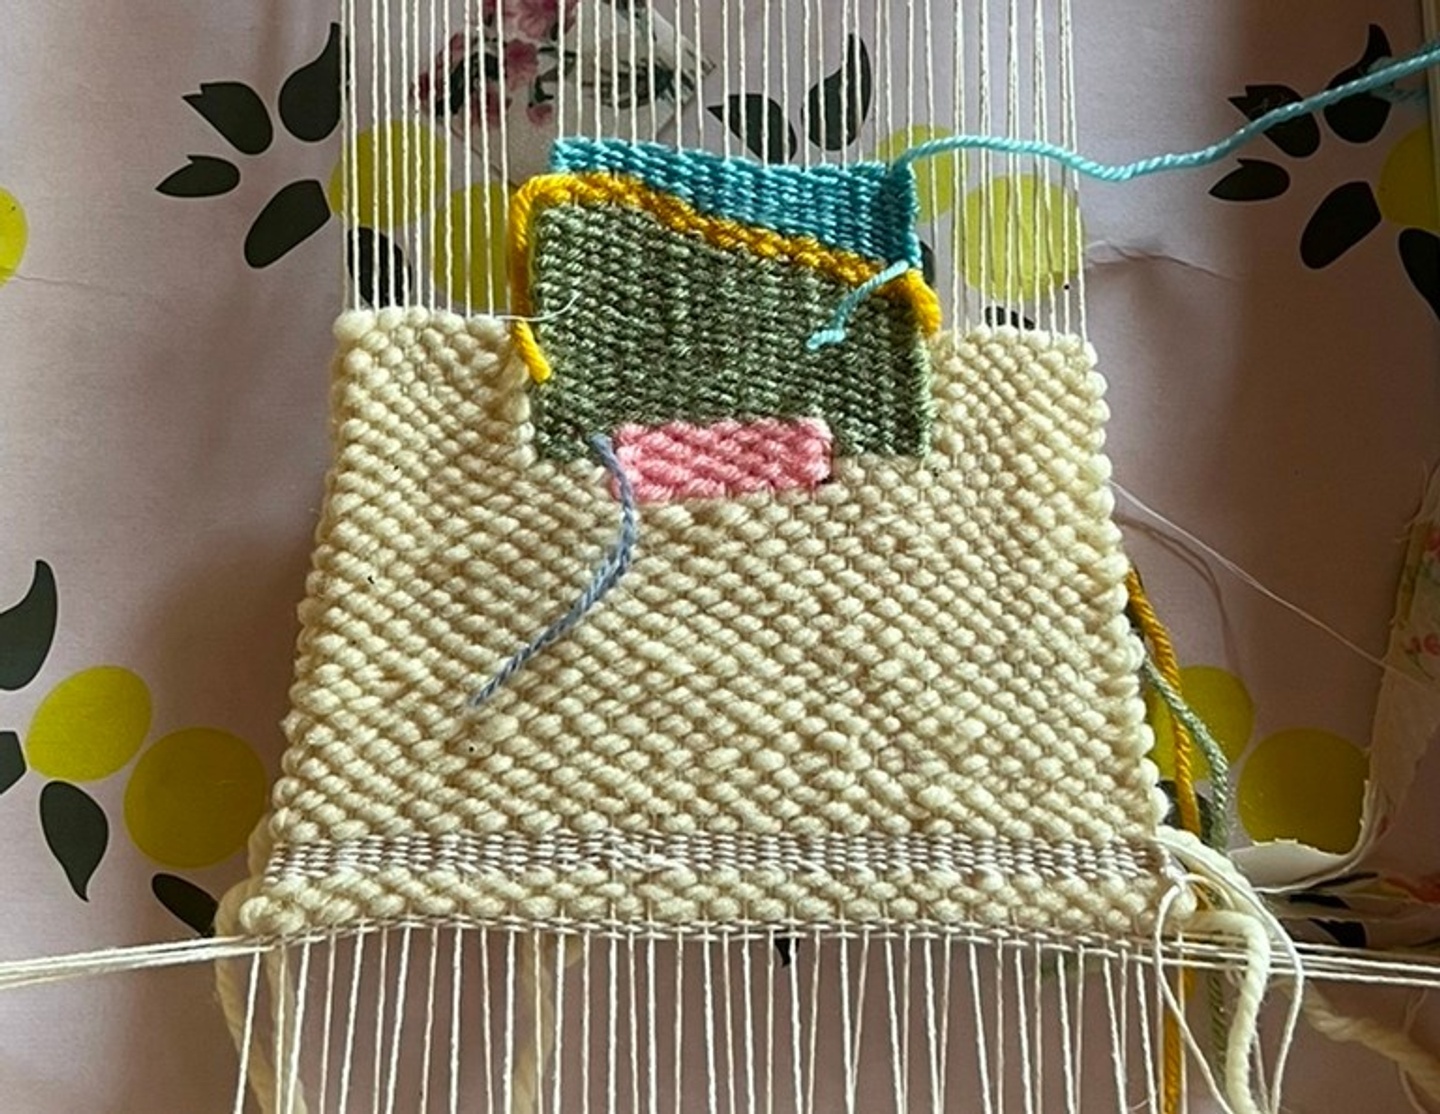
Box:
[808,259,913,350]
[891,36,1440,182]
[816,36,1440,347]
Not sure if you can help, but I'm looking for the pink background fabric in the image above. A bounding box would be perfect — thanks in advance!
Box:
[1,2,1438,1109]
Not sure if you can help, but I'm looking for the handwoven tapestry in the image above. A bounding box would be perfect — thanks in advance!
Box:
[240,136,1174,942]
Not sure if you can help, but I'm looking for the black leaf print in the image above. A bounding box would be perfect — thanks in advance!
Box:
[156,156,241,199]
[919,241,936,286]
[0,560,57,691]
[1323,24,1392,144]
[650,63,682,105]
[39,781,108,901]
[805,35,873,151]
[982,306,1036,330]
[1209,159,1291,202]
[441,53,482,119]
[774,937,796,967]
[1312,918,1369,949]
[707,95,797,164]
[1399,228,1440,320]
[183,82,274,156]
[1300,181,1382,268]
[1227,85,1320,158]
[152,874,219,937]
[1158,781,1217,844]
[1290,892,1350,911]
[348,227,413,308]
[244,180,332,268]
[280,22,343,142]
[0,732,24,797]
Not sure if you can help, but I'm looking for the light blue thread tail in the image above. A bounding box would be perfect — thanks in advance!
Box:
[808,259,913,349]
[807,37,1440,348]
[466,433,638,711]
[1140,656,1231,850]
[892,37,1440,182]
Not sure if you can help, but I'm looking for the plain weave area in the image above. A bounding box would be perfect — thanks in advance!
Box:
[242,309,1171,939]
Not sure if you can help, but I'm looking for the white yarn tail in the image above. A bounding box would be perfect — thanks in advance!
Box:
[1151,828,1307,1114]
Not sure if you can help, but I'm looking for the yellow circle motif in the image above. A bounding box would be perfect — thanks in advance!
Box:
[0,187,28,288]
[327,121,450,230]
[1147,665,1255,780]
[1237,728,1368,854]
[124,728,268,869]
[433,183,511,311]
[960,174,1084,302]
[26,667,152,782]
[1378,124,1440,234]
[876,126,959,223]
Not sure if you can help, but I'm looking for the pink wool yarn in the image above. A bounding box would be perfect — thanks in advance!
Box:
[613,418,834,503]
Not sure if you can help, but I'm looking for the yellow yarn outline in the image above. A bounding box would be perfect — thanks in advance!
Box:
[1126,567,1200,1114]
[508,171,943,383]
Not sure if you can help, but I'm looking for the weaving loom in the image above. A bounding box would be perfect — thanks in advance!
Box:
[12,3,1440,1113]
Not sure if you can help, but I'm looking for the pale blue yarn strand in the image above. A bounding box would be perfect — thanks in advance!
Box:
[892,37,1440,181]
[466,434,638,711]
[812,36,1440,347]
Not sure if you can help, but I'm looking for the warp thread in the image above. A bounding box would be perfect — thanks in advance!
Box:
[215,823,309,1114]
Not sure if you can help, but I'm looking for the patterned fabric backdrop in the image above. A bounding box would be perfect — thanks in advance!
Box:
[1,2,1437,1108]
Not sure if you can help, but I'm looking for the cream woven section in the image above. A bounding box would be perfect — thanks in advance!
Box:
[243,308,1171,937]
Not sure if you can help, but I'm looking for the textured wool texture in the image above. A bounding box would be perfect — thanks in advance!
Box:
[526,201,934,460]
[241,310,1172,938]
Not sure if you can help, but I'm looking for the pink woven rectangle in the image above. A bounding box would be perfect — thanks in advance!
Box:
[613,418,834,503]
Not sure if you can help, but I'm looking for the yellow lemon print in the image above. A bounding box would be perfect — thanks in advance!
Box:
[1147,665,1255,780]
[1237,728,1368,854]
[124,728,268,869]
[960,173,1083,302]
[26,667,152,782]
[876,126,959,223]
[433,183,511,311]
[0,187,27,288]
[327,121,449,230]
[1379,124,1440,234]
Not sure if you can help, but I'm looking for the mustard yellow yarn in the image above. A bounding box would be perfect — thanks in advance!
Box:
[508,172,942,384]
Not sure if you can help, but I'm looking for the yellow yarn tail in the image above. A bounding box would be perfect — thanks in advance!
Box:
[1126,567,1201,1114]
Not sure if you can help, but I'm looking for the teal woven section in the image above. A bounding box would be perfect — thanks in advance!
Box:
[529,203,933,461]
[551,138,923,268]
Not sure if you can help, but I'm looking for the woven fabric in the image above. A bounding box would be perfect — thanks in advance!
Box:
[550,138,924,266]
[526,200,934,459]
[614,418,834,503]
[241,309,1171,938]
